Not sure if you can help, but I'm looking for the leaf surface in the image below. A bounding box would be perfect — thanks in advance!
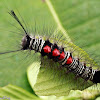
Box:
[0,84,40,100]
[27,0,100,97]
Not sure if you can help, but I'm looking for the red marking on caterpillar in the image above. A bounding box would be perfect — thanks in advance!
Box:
[52,49,60,57]
[43,45,51,53]
[59,52,65,60]
[66,56,73,64]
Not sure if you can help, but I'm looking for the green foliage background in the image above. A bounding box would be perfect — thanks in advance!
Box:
[0,0,100,99]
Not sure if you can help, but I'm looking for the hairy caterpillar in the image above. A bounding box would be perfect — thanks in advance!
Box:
[1,10,99,84]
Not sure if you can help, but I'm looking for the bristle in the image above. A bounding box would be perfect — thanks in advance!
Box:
[0,49,22,54]
[8,10,28,35]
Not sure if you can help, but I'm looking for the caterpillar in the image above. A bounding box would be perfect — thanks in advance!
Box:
[2,10,99,84]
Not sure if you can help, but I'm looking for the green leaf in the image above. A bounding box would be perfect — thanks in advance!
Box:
[0,0,100,99]
[0,84,40,100]
[27,0,100,97]
[62,84,100,100]
[27,56,92,96]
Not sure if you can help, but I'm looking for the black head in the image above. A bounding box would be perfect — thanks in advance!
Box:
[21,35,31,50]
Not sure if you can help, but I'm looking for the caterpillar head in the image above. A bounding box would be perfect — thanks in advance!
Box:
[21,35,31,50]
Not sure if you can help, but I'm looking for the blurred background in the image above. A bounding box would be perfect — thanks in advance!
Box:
[0,0,100,94]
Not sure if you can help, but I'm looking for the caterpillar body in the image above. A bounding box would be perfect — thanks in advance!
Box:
[22,31,100,84]
[1,10,100,85]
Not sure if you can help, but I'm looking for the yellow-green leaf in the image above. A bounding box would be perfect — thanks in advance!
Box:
[0,84,40,100]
